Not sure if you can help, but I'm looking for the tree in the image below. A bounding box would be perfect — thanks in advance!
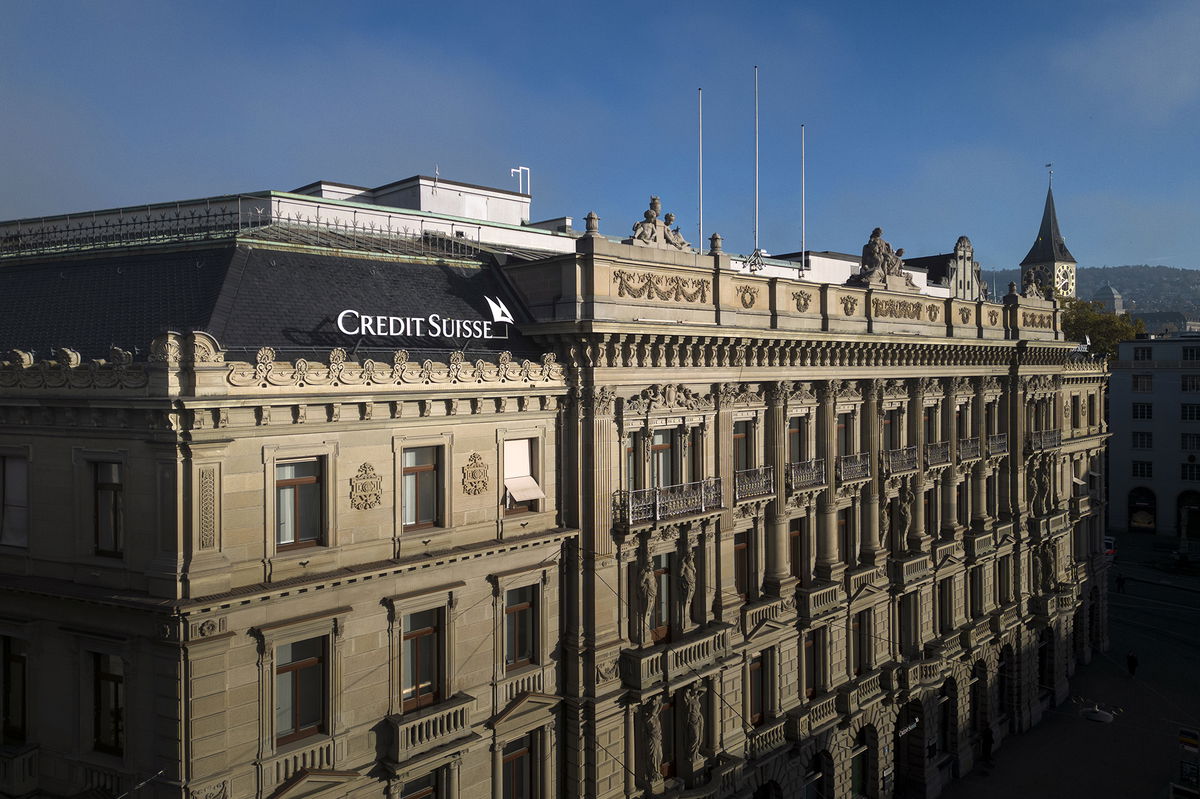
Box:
[1058,297,1145,360]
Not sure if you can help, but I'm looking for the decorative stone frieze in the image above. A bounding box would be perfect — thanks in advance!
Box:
[461,453,489,496]
[350,463,383,510]
[612,269,710,304]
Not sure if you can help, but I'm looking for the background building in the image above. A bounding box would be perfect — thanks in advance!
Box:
[1108,333,1200,539]
[0,178,1109,799]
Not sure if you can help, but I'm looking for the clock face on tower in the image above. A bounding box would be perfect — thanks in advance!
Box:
[1055,264,1075,297]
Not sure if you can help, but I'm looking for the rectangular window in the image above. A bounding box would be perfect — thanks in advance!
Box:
[734,532,750,601]
[2,636,26,743]
[402,609,441,711]
[789,518,805,580]
[998,556,1012,605]
[804,629,822,699]
[1183,405,1200,422]
[924,406,938,443]
[899,592,919,658]
[624,434,637,489]
[94,462,123,556]
[924,488,938,534]
[969,567,984,619]
[1071,395,1081,428]
[1132,403,1153,420]
[1183,464,1200,482]
[1133,346,1152,361]
[401,772,440,799]
[93,653,124,754]
[1183,434,1200,451]
[1132,461,1153,478]
[837,413,852,457]
[276,459,322,550]
[1132,431,1153,449]
[504,586,537,670]
[1184,347,1200,362]
[402,447,440,529]
[937,578,954,635]
[504,439,544,514]
[788,416,805,463]
[1184,376,1200,393]
[1087,395,1096,426]
[275,637,326,745]
[649,430,676,489]
[733,421,752,472]
[647,555,672,643]
[502,734,536,799]
[0,457,29,548]
[1132,375,1153,393]
[748,654,767,727]
[852,610,871,676]
[883,408,902,449]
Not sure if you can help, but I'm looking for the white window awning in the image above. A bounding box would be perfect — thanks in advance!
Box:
[1072,477,1087,485]
[505,475,545,502]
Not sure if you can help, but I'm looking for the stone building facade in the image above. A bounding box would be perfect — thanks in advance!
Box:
[0,183,1108,799]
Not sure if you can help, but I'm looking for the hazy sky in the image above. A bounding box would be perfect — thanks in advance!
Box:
[3,0,1198,271]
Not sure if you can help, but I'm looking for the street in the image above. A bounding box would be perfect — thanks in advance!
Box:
[942,532,1200,798]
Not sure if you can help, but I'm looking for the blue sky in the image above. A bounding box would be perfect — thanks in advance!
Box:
[2,0,1198,271]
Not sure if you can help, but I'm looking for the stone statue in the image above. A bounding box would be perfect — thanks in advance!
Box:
[1037,457,1052,515]
[628,196,691,250]
[1027,458,1041,516]
[632,209,658,244]
[1021,267,1046,299]
[899,480,914,542]
[639,554,658,638]
[880,500,892,552]
[641,698,664,782]
[663,212,690,249]
[678,546,697,626]
[683,683,704,761]
[1039,543,1055,591]
[858,227,915,287]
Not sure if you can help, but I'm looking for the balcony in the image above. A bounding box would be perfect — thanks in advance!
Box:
[389,693,477,762]
[735,466,775,502]
[1026,429,1062,453]
[0,744,38,797]
[883,445,918,475]
[960,615,993,651]
[664,625,731,681]
[742,595,788,636]
[837,670,883,715]
[1070,493,1093,518]
[746,716,789,760]
[807,693,840,732]
[787,458,826,491]
[612,478,723,527]
[924,441,950,466]
[964,531,995,559]
[958,436,981,461]
[891,553,931,587]
[885,659,945,691]
[797,582,843,620]
[990,603,1019,635]
[988,432,1009,456]
[846,565,884,596]
[836,452,871,482]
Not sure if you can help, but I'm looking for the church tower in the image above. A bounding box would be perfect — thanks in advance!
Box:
[1020,180,1077,297]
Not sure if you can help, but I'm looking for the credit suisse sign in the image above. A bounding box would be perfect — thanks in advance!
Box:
[336,296,515,341]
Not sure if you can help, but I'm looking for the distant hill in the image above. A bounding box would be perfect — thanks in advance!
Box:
[981,265,1200,315]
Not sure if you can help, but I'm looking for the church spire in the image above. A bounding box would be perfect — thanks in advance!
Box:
[1020,183,1075,267]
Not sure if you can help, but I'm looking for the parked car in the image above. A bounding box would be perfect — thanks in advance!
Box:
[1104,536,1117,563]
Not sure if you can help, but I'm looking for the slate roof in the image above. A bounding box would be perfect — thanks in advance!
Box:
[901,253,953,285]
[0,240,542,361]
[1020,186,1075,266]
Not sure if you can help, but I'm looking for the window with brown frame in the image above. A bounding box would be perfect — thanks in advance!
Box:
[502,734,536,799]
[734,532,750,601]
[401,771,440,799]
[504,586,537,670]
[402,447,440,530]
[649,554,672,643]
[789,518,804,581]
[852,610,871,677]
[504,439,545,515]
[836,413,852,456]
[748,654,767,727]
[402,609,441,711]
[94,462,123,556]
[733,421,752,472]
[649,429,676,489]
[924,406,939,443]
[275,637,326,745]
[788,416,805,463]
[2,636,26,744]
[93,652,124,754]
[0,456,29,548]
[804,629,822,699]
[275,459,323,550]
[937,578,954,635]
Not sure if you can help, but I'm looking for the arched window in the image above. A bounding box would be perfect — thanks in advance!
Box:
[804,751,833,799]
[850,726,876,798]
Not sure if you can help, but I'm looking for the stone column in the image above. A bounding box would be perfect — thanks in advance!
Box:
[862,380,883,565]
[940,382,958,537]
[765,382,792,594]
[909,381,927,552]
[972,383,989,533]
[816,381,841,580]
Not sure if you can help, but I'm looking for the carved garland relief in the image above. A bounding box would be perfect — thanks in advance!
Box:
[988,309,1000,326]
[735,284,760,309]
[1022,311,1053,329]
[792,290,813,313]
[958,307,971,324]
[349,463,383,510]
[462,452,489,495]
[872,298,924,320]
[612,269,710,304]
[840,296,860,316]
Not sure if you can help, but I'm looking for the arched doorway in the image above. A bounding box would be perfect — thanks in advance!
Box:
[850,725,878,799]
[1037,627,1056,705]
[1129,487,1156,532]
[969,661,989,761]
[997,644,1015,734]
[936,679,958,764]
[893,700,926,799]
[804,751,833,799]
[1177,490,1200,536]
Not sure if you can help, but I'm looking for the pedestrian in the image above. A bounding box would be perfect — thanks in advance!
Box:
[1126,651,1139,677]
[981,724,994,763]
[1115,573,1126,593]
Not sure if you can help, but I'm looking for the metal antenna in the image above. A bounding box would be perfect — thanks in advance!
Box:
[1045,162,1054,188]
[801,123,806,270]
[510,166,531,195]
[698,88,704,248]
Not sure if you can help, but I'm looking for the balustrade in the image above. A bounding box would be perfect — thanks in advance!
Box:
[391,694,475,760]
[925,441,950,466]
[808,694,839,730]
[958,436,981,461]
[797,582,842,619]
[746,716,789,760]
[1027,429,1062,452]
[0,745,38,797]
[664,626,729,681]
[836,452,871,482]
[883,445,918,474]
[787,458,826,491]
[612,478,723,527]
[263,738,335,792]
[988,432,1009,455]
[735,466,774,501]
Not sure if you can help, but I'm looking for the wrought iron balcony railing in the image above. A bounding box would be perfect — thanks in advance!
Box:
[988,432,1009,456]
[735,466,775,501]
[613,478,723,526]
[1027,429,1062,452]
[883,445,918,474]
[787,458,826,491]
[836,452,871,482]
[924,441,950,466]
[958,437,981,461]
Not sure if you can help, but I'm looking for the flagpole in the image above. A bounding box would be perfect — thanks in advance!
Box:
[698,88,704,248]
[754,65,759,254]
[801,123,806,269]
